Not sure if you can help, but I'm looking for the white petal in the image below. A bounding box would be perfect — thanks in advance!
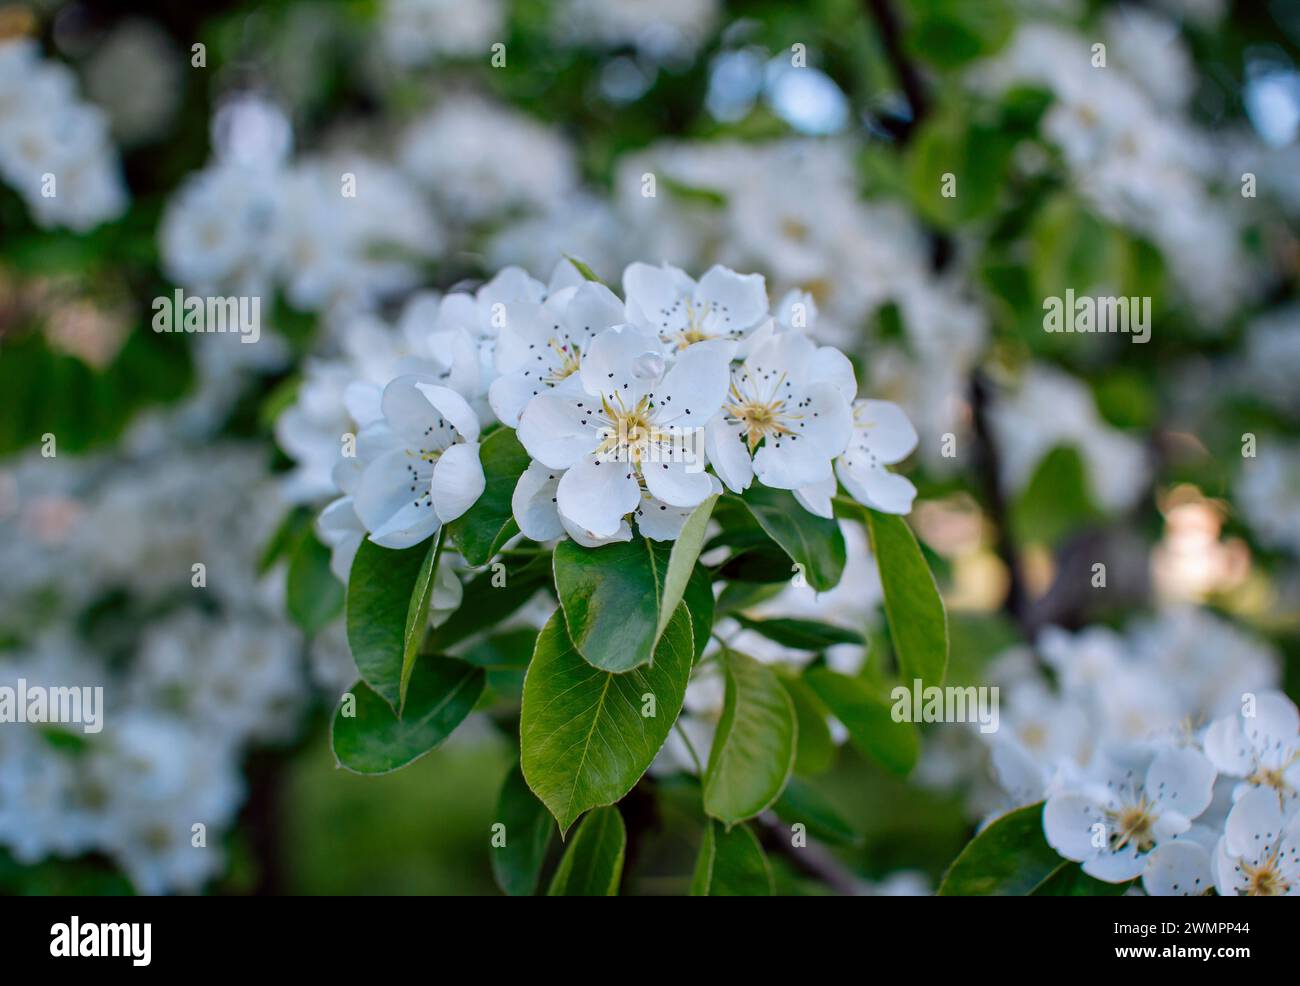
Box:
[381,375,446,447]
[809,344,857,401]
[837,459,917,514]
[1043,792,1105,863]
[851,399,918,464]
[1224,786,1283,865]
[705,415,753,493]
[511,460,565,542]
[580,324,660,405]
[651,340,730,426]
[1203,715,1252,777]
[488,371,544,429]
[794,476,836,518]
[1146,747,1216,822]
[431,442,485,523]
[354,449,438,549]
[622,261,694,333]
[1082,846,1145,883]
[556,453,642,538]
[643,457,715,508]
[516,392,600,470]
[414,381,480,441]
[696,265,768,334]
[562,281,624,341]
[561,512,633,547]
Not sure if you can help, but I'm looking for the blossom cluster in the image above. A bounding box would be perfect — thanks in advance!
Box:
[0,39,128,232]
[278,260,920,576]
[973,610,1297,895]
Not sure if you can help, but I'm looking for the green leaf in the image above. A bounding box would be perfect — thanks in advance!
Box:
[346,536,440,709]
[690,820,774,896]
[804,668,918,776]
[773,778,863,848]
[553,536,661,673]
[547,806,625,896]
[656,495,717,641]
[428,552,551,651]
[491,765,554,896]
[703,650,797,825]
[863,508,948,689]
[681,564,714,660]
[781,677,835,776]
[331,657,484,775]
[937,802,1062,896]
[736,487,845,591]
[714,580,783,617]
[258,506,312,575]
[447,428,530,566]
[563,254,606,285]
[521,607,694,833]
[733,614,863,651]
[399,531,444,709]
[286,531,344,635]
[1031,862,1130,896]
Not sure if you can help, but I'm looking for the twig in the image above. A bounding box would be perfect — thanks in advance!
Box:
[969,370,1034,641]
[863,0,929,143]
[754,813,869,896]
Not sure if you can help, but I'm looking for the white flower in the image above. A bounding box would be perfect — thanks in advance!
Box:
[353,376,486,548]
[515,324,729,538]
[623,263,769,353]
[1214,787,1300,895]
[1204,692,1300,811]
[1044,746,1217,882]
[705,330,854,499]
[831,399,919,516]
[489,281,624,427]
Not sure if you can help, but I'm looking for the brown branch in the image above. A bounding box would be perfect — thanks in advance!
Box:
[755,813,869,896]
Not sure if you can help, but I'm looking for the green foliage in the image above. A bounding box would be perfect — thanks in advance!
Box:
[734,487,847,591]
[703,650,797,825]
[804,667,918,776]
[547,807,625,896]
[285,531,345,635]
[690,821,774,896]
[491,766,554,897]
[520,607,694,833]
[331,657,485,775]
[447,428,530,566]
[938,803,1074,895]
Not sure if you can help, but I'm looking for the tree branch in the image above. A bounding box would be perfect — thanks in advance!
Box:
[863,0,928,143]
[755,813,869,896]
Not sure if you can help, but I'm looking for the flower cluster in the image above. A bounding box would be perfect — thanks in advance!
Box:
[279,260,919,574]
[973,611,1298,895]
[0,39,128,231]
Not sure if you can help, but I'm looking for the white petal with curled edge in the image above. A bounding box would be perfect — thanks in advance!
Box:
[556,453,641,538]
[853,399,918,464]
[516,392,600,469]
[511,460,565,542]
[415,381,480,441]
[431,442,485,523]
